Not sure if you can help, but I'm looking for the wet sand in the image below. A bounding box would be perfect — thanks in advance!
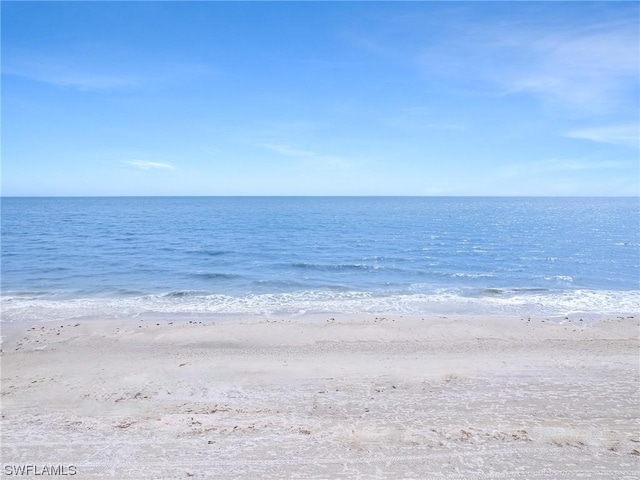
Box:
[1,314,639,479]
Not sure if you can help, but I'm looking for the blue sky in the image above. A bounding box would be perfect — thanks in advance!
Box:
[2,1,639,196]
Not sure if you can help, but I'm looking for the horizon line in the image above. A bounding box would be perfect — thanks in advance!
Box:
[2,195,639,199]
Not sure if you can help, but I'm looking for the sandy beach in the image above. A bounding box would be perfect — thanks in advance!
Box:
[1,314,638,479]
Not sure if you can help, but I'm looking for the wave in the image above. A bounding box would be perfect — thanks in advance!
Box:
[451,272,496,279]
[544,275,574,283]
[162,290,211,298]
[289,262,377,272]
[476,287,550,296]
[188,249,231,257]
[2,288,638,322]
[286,262,429,277]
[188,272,243,280]
[252,279,309,289]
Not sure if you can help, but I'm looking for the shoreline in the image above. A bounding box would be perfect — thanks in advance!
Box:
[2,313,639,478]
[3,287,639,324]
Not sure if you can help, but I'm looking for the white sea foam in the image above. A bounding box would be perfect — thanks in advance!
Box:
[2,289,638,323]
[450,272,496,279]
[544,275,574,282]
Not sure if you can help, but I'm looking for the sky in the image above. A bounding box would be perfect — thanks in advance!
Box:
[2,1,639,196]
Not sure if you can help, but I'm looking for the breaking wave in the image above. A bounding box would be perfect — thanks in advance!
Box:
[2,288,638,323]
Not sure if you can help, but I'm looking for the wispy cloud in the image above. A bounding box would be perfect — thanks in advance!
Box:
[348,7,638,114]
[3,55,143,91]
[259,143,317,158]
[123,160,175,170]
[3,49,215,91]
[563,124,639,148]
[258,143,356,169]
[500,25,639,112]
[385,106,466,131]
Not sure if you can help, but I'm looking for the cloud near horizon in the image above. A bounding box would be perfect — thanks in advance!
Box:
[499,158,634,180]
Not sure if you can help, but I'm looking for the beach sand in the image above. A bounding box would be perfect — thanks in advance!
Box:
[1,314,639,479]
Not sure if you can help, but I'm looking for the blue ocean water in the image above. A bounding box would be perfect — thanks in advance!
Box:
[1,197,639,321]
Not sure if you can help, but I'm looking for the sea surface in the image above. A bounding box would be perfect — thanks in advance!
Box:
[1,197,638,322]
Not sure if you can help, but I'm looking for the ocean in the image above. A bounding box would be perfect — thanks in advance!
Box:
[1,196,638,322]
